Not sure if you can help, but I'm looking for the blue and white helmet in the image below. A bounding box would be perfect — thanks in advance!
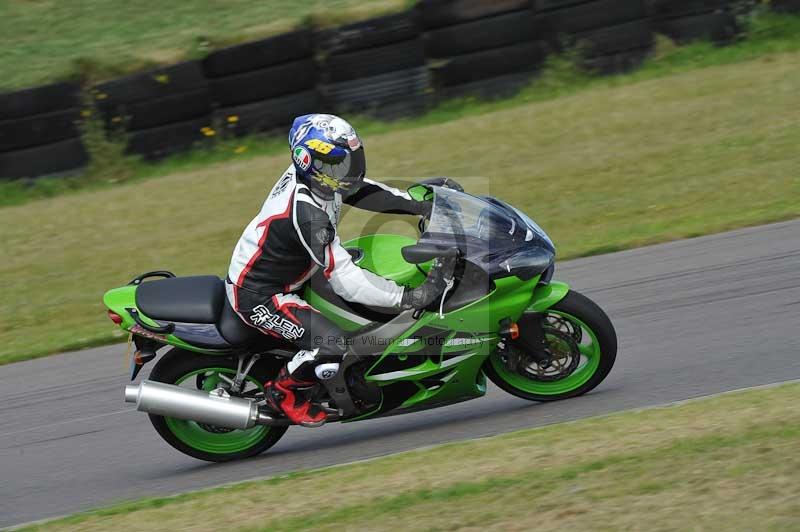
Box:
[288,114,366,200]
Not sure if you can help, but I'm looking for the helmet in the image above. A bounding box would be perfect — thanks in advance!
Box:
[288,114,366,200]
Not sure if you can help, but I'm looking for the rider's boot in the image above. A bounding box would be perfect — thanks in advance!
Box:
[264,354,327,428]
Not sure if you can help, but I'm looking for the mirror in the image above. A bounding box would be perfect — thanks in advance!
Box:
[407,183,433,202]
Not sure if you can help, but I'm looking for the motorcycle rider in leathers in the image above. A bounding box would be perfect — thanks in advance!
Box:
[226,114,449,426]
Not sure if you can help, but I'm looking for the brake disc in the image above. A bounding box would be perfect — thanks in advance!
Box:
[521,326,581,382]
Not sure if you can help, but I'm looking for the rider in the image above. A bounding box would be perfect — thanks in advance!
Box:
[226,114,449,427]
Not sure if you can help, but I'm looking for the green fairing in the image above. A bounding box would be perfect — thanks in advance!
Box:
[407,184,433,202]
[303,233,550,418]
[301,290,364,332]
[102,286,227,355]
[341,233,430,283]
[303,233,429,331]
[343,269,541,419]
[527,281,570,313]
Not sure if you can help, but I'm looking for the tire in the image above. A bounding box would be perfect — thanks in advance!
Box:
[437,71,537,101]
[214,90,323,138]
[147,348,287,462]
[0,81,81,121]
[125,116,213,160]
[203,29,313,78]
[416,0,532,29]
[772,0,800,12]
[323,66,430,106]
[317,12,420,54]
[0,108,82,152]
[543,0,648,34]
[657,11,739,44]
[582,46,651,74]
[0,137,89,180]
[209,59,316,107]
[323,39,426,83]
[324,67,431,118]
[484,289,617,401]
[98,88,212,132]
[366,94,432,120]
[424,10,546,58]
[647,0,729,18]
[432,41,549,87]
[92,61,206,105]
[573,19,654,57]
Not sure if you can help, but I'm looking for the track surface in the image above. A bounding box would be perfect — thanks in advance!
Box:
[1,220,799,527]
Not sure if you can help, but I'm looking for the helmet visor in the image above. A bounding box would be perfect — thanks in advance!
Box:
[311,148,366,193]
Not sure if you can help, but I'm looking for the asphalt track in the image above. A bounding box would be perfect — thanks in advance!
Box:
[1,220,799,528]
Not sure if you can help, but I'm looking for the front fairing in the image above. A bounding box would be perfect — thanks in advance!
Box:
[421,186,555,280]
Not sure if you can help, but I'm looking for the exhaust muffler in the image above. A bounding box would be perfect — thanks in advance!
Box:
[125,380,281,429]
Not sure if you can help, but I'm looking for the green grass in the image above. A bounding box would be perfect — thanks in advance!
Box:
[3,11,800,209]
[0,0,408,90]
[17,382,800,531]
[1,31,800,365]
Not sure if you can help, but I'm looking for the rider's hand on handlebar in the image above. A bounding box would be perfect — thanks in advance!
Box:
[400,257,456,310]
[411,200,432,219]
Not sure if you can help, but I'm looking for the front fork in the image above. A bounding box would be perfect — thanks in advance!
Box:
[496,281,571,371]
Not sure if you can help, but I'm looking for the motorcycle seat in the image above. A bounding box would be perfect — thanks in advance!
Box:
[135,275,291,349]
[136,275,225,324]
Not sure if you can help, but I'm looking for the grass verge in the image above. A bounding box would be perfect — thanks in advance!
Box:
[0,0,408,90]
[1,35,799,365]
[17,382,800,531]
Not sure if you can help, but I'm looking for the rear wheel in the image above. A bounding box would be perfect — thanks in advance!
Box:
[147,348,287,462]
[485,290,617,401]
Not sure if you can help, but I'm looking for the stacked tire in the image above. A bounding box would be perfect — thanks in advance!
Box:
[0,82,88,180]
[772,0,800,12]
[540,0,654,74]
[649,0,740,45]
[419,0,550,98]
[317,13,430,119]
[205,30,322,138]
[92,61,213,161]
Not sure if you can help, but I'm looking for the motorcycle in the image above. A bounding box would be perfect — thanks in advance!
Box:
[105,182,617,462]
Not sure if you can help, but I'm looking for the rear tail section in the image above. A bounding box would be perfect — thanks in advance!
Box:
[102,271,178,343]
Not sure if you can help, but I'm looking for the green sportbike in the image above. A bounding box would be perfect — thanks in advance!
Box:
[106,183,617,462]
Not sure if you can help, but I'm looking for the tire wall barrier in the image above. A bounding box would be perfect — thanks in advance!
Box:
[0,82,88,179]
[0,0,776,179]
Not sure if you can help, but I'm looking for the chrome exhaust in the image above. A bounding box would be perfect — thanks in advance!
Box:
[124,380,284,429]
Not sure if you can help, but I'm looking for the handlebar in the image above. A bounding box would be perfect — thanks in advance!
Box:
[401,242,460,264]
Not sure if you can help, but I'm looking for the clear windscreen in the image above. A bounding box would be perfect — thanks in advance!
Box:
[421,186,555,276]
[426,186,518,244]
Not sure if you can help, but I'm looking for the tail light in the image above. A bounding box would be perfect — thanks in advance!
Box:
[108,310,123,325]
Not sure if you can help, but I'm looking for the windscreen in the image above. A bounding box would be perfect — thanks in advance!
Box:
[421,186,555,278]
[426,186,519,244]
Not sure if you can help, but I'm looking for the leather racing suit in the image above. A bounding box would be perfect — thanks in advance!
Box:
[226,165,428,379]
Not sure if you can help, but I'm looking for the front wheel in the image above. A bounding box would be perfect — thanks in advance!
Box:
[147,348,287,462]
[485,289,617,401]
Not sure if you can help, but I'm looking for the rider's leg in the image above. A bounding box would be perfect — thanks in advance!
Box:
[228,286,347,426]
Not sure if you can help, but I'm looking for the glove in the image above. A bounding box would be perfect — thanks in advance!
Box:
[410,200,433,218]
[400,257,454,310]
